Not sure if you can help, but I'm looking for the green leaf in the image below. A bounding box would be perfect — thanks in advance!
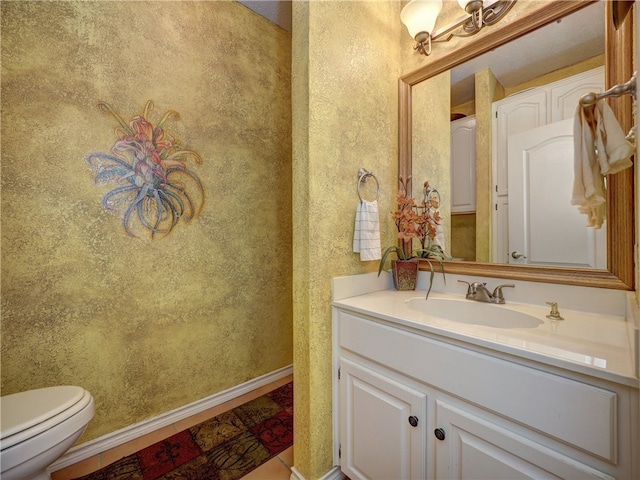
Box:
[424,259,435,299]
[378,246,403,277]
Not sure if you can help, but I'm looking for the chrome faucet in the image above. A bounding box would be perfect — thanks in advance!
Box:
[458,280,515,304]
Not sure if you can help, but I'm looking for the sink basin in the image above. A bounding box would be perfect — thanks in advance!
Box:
[406,297,544,329]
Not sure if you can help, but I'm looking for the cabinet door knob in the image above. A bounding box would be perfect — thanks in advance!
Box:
[408,416,419,427]
[434,428,446,441]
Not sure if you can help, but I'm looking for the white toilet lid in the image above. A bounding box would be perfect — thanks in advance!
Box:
[0,386,91,448]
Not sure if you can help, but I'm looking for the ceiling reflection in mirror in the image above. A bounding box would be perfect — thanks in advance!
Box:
[450,2,604,107]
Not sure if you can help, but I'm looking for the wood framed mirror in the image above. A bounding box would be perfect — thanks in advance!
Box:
[399,0,634,290]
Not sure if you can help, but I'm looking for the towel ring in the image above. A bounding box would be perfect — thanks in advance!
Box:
[424,185,441,207]
[357,168,380,202]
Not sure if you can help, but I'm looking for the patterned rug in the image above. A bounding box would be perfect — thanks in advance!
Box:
[75,382,293,480]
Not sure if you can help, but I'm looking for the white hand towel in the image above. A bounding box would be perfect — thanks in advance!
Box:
[594,100,634,175]
[571,104,607,228]
[352,202,362,253]
[353,200,381,261]
[572,100,634,228]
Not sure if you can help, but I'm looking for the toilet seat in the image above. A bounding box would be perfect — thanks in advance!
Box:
[0,386,93,450]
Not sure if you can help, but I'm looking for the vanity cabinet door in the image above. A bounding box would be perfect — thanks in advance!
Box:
[339,357,428,480]
[433,398,613,480]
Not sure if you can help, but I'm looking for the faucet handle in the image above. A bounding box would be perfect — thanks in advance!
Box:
[458,280,484,298]
[491,284,515,304]
[470,282,488,299]
[545,301,564,320]
[458,280,472,298]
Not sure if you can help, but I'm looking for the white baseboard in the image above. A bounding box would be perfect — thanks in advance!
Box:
[290,466,305,480]
[290,465,345,480]
[50,365,293,472]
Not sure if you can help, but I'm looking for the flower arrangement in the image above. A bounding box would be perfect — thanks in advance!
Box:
[87,100,204,239]
[378,176,451,296]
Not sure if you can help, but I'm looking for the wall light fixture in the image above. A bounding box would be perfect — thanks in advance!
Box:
[401,0,517,56]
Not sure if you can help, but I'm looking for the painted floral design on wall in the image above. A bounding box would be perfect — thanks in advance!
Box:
[87,100,204,238]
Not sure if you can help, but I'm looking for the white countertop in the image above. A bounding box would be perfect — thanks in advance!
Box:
[333,288,639,387]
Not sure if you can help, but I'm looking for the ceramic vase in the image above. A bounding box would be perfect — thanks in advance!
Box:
[392,259,419,291]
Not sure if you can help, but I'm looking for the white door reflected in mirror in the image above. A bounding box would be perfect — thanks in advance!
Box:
[506,118,607,268]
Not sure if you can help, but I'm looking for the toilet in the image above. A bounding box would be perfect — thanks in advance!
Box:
[0,386,95,480]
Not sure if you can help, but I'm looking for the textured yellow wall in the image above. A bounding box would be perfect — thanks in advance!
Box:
[474,68,501,261]
[412,72,451,251]
[292,1,402,478]
[451,214,476,261]
[1,0,292,443]
[289,2,556,477]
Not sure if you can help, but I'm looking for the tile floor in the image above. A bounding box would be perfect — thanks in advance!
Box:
[51,374,294,480]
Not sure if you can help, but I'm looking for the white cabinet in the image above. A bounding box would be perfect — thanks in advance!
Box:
[549,69,607,122]
[333,307,636,480]
[434,397,614,480]
[339,357,427,480]
[451,116,476,214]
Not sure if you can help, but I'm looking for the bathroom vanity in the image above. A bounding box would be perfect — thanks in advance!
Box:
[332,274,639,480]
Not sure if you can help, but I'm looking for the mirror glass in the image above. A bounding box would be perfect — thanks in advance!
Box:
[399,1,634,289]
[427,2,605,267]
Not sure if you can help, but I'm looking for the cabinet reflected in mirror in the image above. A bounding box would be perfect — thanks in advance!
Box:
[399,1,634,289]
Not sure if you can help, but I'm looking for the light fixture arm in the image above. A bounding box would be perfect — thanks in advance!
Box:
[464,0,484,30]
[414,31,433,56]
[471,5,483,30]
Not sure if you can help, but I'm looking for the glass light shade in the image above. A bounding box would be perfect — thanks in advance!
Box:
[457,0,471,10]
[401,0,443,38]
